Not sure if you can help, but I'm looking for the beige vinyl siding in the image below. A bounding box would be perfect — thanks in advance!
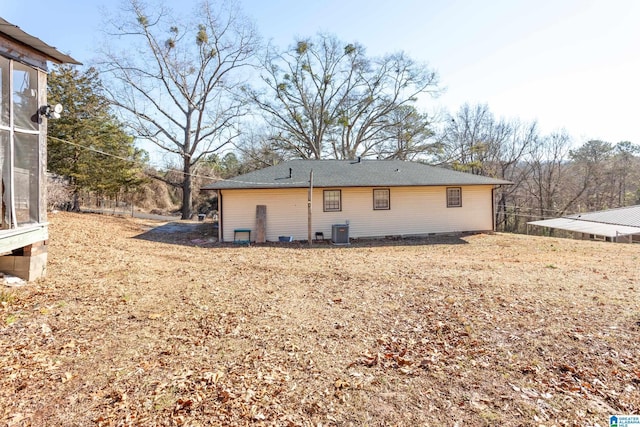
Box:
[314,186,494,239]
[220,185,495,242]
[221,189,309,242]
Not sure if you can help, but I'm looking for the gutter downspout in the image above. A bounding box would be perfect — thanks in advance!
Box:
[217,190,223,242]
[491,186,496,232]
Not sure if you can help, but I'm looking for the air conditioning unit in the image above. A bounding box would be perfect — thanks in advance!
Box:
[332,224,349,244]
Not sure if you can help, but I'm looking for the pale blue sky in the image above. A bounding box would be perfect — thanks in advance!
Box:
[4,0,640,149]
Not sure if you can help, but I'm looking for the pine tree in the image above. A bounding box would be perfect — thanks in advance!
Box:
[47,65,146,210]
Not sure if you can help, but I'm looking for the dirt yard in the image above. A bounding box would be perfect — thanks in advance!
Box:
[1,212,639,426]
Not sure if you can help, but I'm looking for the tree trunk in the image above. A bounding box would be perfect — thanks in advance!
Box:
[181,161,192,220]
[495,192,507,231]
[71,191,81,212]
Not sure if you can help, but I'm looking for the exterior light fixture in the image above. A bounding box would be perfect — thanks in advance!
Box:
[39,103,63,119]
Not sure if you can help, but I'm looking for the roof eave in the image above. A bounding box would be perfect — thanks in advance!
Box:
[206,182,512,190]
[0,18,82,66]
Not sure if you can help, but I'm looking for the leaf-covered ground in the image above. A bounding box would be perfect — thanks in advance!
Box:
[1,212,639,426]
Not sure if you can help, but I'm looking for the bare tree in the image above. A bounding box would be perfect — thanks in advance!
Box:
[438,104,495,173]
[248,33,439,160]
[46,175,73,211]
[523,136,640,226]
[612,141,640,206]
[233,125,287,171]
[569,140,615,211]
[98,0,259,219]
[437,104,540,231]
[491,120,539,231]
[524,131,574,219]
[438,104,640,233]
[371,105,438,161]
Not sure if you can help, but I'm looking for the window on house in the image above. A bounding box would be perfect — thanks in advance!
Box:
[447,187,462,207]
[373,188,390,210]
[323,190,341,212]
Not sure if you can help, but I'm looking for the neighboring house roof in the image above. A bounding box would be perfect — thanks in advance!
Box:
[203,159,512,190]
[0,17,81,65]
[565,205,640,227]
[527,205,640,238]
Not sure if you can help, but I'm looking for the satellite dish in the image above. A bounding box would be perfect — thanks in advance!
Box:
[53,104,63,114]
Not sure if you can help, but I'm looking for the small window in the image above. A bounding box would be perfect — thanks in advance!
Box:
[447,187,462,208]
[373,189,390,210]
[324,190,341,212]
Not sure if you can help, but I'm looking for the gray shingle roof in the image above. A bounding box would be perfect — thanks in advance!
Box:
[203,159,512,190]
[565,205,640,227]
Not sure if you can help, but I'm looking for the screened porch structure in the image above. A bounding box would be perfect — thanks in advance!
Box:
[0,18,80,280]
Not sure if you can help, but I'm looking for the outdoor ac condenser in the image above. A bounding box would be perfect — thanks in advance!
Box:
[331,224,349,244]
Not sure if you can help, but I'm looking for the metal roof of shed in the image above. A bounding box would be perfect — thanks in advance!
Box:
[528,205,640,238]
[527,217,640,238]
[564,205,640,227]
[203,159,512,190]
[0,17,81,65]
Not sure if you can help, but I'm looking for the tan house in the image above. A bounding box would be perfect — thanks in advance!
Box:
[0,18,80,280]
[203,159,511,243]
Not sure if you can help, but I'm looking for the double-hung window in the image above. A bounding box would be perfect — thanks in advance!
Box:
[323,190,341,212]
[446,187,462,208]
[373,189,390,210]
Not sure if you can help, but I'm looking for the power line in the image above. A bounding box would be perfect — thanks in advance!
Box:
[48,135,138,164]
[47,135,310,186]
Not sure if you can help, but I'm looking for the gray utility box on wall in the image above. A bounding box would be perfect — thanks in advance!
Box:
[331,224,350,244]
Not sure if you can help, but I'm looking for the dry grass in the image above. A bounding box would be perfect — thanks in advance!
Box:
[1,212,639,426]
